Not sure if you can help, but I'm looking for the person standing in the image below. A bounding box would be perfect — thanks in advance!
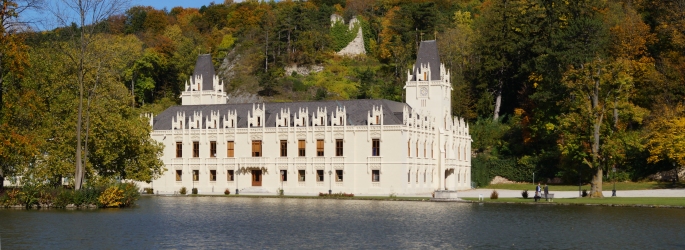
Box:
[535,183,541,202]
[544,184,549,201]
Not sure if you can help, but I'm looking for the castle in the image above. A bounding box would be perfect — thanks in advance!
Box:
[144,40,471,195]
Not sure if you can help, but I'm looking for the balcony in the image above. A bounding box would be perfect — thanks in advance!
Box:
[188,158,201,165]
[331,157,345,164]
[294,157,308,164]
[275,157,290,164]
[312,157,326,165]
[367,157,381,164]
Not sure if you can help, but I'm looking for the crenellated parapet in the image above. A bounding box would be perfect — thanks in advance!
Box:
[296,107,309,127]
[368,105,383,125]
[173,111,186,130]
[223,110,237,128]
[248,103,265,127]
[277,108,291,127]
[190,111,203,129]
[313,107,327,126]
[207,110,220,129]
[331,106,346,126]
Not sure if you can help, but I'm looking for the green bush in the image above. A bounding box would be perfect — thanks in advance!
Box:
[521,190,529,199]
[117,182,140,207]
[472,155,534,187]
[180,187,187,195]
[191,188,198,194]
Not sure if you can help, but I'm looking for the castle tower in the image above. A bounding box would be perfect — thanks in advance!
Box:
[404,40,452,130]
[180,54,228,105]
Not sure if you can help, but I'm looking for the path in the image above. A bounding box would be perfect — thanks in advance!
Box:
[457,188,685,198]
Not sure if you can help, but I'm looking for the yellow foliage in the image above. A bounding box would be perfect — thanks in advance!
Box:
[646,104,685,166]
[98,187,124,208]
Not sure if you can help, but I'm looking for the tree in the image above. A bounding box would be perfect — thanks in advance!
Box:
[645,103,685,182]
[0,0,43,189]
[559,58,633,197]
[50,0,131,190]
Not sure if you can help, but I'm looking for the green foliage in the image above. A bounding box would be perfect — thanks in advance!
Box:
[472,155,534,187]
[180,187,187,195]
[191,187,198,194]
[521,190,529,199]
[1,182,139,208]
[330,19,359,52]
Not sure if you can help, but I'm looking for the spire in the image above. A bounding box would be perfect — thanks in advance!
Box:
[411,40,441,81]
[193,54,216,91]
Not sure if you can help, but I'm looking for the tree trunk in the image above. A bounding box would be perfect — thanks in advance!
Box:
[591,167,603,197]
[74,3,87,190]
[590,73,604,198]
[493,81,502,121]
[0,168,4,190]
[265,30,268,73]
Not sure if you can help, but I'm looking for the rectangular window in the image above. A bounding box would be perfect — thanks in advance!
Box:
[193,141,199,158]
[192,170,199,181]
[416,171,419,183]
[372,170,380,182]
[298,140,306,157]
[424,171,426,183]
[335,139,343,156]
[209,170,216,181]
[176,142,183,158]
[227,170,234,181]
[407,141,410,157]
[408,171,410,183]
[375,116,379,125]
[252,140,262,157]
[424,142,426,158]
[176,170,182,181]
[298,170,305,182]
[372,139,380,156]
[316,170,324,182]
[280,170,287,182]
[280,140,288,157]
[227,141,234,157]
[335,169,343,182]
[316,139,324,156]
[210,141,216,157]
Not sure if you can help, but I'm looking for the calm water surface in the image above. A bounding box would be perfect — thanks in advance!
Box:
[1,196,684,249]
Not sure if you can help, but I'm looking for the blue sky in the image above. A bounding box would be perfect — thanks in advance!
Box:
[20,0,243,30]
[132,0,217,10]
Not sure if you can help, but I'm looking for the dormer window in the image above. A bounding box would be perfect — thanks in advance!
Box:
[339,117,342,125]
[375,116,379,125]
[196,120,199,129]
[214,120,216,128]
[320,117,323,126]
[257,117,261,126]
[423,72,427,80]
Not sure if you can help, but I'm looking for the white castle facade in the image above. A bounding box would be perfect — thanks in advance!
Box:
[144,41,471,195]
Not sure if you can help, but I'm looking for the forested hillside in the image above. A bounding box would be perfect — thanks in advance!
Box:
[1,0,684,196]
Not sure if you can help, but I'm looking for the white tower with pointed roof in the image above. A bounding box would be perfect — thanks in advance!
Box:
[180,54,228,105]
[404,40,452,130]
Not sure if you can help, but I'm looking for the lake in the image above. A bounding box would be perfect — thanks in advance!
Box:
[1,196,684,249]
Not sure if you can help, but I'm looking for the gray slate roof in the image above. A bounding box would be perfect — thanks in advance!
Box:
[193,54,216,91]
[411,40,441,81]
[153,99,410,130]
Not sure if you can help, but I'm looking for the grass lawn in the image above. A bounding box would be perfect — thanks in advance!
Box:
[462,197,685,206]
[483,181,684,191]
